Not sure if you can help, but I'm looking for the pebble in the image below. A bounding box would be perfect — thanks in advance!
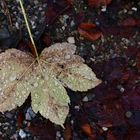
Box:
[25,107,36,121]
[74,105,80,110]
[56,131,61,137]
[102,127,108,131]
[0,0,48,39]
[131,7,137,11]
[82,96,89,102]
[70,20,75,27]
[62,26,65,30]
[101,6,107,12]
[117,85,125,93]
[19,129,26,139]
[83,94,95,102]
[125,111,132,118]
[5,112,13,119]
[120,87,125,93]
[67,37,75,44]
[10,134,18,140]
[91,44,96,50]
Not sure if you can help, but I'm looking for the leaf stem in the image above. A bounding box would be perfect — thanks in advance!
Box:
[19,0,39,60]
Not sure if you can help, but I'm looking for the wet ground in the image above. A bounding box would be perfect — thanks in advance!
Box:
[0,0,140,140]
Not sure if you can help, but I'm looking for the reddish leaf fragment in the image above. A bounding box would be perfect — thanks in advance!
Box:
[64,124,72,140]
[101,26,135,38]
[45,0,73,26]
[27,41,36,57]
[17,111,24,128]
[88,0,112,7]
[120,17,140,27]
[41,34,52,47]
[78,23,102,41]
[75,11,85,25]
[136,52,140,72]
[107,130,117,140]
[84,95,125,127]
[125,46,139,59]
[45,7,57,25]
[126,130,140,140]
[28,120,56,140]
[17,40,30,52]
[81,123,96,139]
[122,91,140,110]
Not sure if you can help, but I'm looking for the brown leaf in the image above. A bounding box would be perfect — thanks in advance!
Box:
[64,124,72,140]
[78,23,102,41]
[136,52,140,72]
[28,120,56,140]
[81,123,96,139]
[41,34,52,47]
[107,130,117,140]
[17,111,24,128]
[87,0,112,7]
[120,17,140,27]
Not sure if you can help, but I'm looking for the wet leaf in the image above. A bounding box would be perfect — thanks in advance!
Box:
[45,0,73,26]
[64,124,72,140]
[78,23,102,41]
[87,0,112,7]
[81,123,96,139]
[120,17,140,27]
[0,42,101,126]
[28,119,56,140]
[136,52,140,72]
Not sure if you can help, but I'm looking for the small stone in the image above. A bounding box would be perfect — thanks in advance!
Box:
[19,129,26,138]
[56,131,61,137]
[34,0,39,5]
[102,127,108,131]
[70,20,75,27]
[132,7,137,11]
[74,105,80,110]
[117,85,125,93]
[15,22,19,29]
[71,120,74,125]
[67,37,75,44]
[10,134,18,140]
[82,96,88,102]
[125,111,132,118]
[25,107,36,120]
[101,6,107,12]
[62,26,65,30]
[5,112,13,119]
[91,44,96,50]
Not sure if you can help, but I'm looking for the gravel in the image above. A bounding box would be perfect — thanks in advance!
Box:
[0,0,48,40]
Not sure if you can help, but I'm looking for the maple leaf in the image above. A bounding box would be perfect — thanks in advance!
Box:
[0,42,101,126]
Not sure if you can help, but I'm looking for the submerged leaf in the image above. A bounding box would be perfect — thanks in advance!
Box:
[87,0,112,7]
[0,42,101,126]
[78,23,102,41]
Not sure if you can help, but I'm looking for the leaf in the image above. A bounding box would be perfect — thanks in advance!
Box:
[28,119,56,140]
[0,42,101,126]
[64,124,72,140]
[81,123,96,139]
[120,17,140,27]
[31,67,70,126]
[58,64,101,91]
[87,0,112,7]
[0,49,34,112]
[136,52,140,72]
[78,23,102,41]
